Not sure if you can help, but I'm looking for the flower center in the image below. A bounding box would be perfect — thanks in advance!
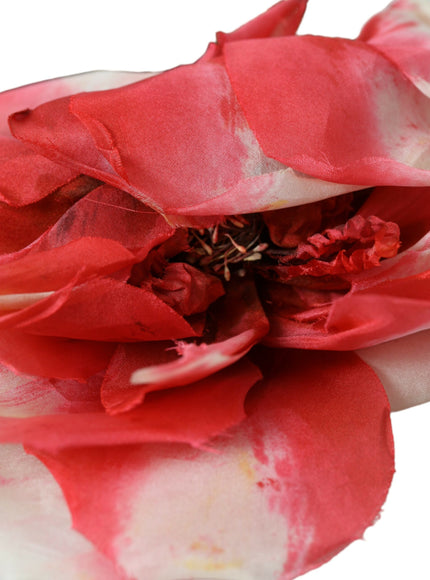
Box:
[185,215,269,281]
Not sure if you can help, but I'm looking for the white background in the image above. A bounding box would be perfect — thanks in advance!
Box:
[1,1,430,578]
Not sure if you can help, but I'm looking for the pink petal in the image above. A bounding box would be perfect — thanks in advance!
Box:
[0,358,261,450]
[359,0,430,96]
[0,444,118,579]
[224,35,430,185]
[26,349,393,579]
[357,329,430,411]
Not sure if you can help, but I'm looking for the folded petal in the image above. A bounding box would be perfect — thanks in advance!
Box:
[357,329,430,411]
[359,0,430,96]
[224,35,430,185]
[130,278,269,392]
[16,277,198,342]
[0,137,79,206]
[0,175,100,255]
[215,0,307,45]
[27,349,393,579]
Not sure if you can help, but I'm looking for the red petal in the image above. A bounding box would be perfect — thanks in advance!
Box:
[0,137,79,206]
[0,237,135,294]
[358,185,430,250]
[26,349,393,579]
[216,0,307,45]
[224,35,430,185]
[0,358,261,450]
[151,262,225,316]
[264,261,430,350]
[0,175,99,255]
[0,329,113,379]
[17,277,198,342]
[33,184,175,255]
[9,58,364,217]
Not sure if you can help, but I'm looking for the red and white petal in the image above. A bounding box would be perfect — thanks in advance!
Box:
[29,349,393,580]
[0,70,157,136]
[357,329,430,411]
[359,0,430,96]
[8,57,366,217]
[224,35,430,186]
[0,444,118,579]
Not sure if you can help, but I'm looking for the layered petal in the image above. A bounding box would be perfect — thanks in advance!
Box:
[0,358,261,450]
[8,50,366,217]
[224,35,430,185]
[359,0,430,96]
[27,349,393,579]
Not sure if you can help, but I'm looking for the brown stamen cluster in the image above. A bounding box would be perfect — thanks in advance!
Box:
[186,215,268,281]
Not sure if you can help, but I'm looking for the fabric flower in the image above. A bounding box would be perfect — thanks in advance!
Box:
[0,0,429,578]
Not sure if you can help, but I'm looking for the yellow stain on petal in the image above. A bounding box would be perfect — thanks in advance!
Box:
[184,557,243,572]
[259,199,289,212]
[190,540,224,556]
[238,452,256,484]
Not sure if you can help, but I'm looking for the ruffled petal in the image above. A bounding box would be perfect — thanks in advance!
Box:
[0,444,119,579]
[359,0,430,96]
[26,349,393,579]
[357,329,430,411]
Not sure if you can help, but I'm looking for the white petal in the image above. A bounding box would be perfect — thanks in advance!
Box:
[357,330,430,411]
